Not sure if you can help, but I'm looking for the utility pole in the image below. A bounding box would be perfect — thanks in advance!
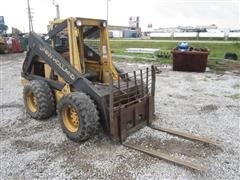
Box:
[52,0,60,19]
[56,4,60,19]
[107,0,111,23]
[27,0,33,32]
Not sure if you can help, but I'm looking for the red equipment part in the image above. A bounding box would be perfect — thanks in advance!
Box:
[1,37,24,53]
[11,38,23,53]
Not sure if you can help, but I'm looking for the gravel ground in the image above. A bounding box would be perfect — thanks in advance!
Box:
[0,53,239,179]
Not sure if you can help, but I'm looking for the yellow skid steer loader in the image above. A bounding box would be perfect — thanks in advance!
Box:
[21,17,218,171]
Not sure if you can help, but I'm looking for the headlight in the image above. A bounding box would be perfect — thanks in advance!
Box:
[75,19,82,27]
[44,35,49,40]
[102,21,107,27]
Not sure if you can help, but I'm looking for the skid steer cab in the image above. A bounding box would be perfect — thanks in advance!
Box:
[21,17,156,142]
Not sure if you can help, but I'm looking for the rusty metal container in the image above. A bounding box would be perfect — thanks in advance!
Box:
[172,50,209,72]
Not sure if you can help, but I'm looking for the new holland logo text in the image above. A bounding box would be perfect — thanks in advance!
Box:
[39,45,76,81]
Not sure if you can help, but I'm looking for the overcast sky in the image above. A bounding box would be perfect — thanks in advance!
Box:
[0,0,239,33]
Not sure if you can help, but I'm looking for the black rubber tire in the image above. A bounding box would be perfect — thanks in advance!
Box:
[57,92,99,142]
[23,80,55,119]
[0,44,4,54]
[224,52,238,60]
[3,48,9,54]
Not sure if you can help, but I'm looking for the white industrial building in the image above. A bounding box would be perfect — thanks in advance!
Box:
[174,32,198,38]
[199,32,225,38]
[149,24,240,40]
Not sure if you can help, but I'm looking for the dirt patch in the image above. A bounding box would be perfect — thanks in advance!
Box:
[200,104,219,113]
[0,103,23,109]
[11,140,52,154]
[207,59,240,75]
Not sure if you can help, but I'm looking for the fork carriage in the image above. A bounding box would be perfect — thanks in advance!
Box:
[107,66,156,141]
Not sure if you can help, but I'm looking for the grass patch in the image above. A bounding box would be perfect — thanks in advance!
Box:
[110,40,240,59]
[113,56,162,64]
[110,40,240,73]
[228,93,240,100]
[232,83,240,89]
[207,59,240,74]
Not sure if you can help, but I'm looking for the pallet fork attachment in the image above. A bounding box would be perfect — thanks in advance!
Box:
[122,125,219,171]
[150,126,219,146]
[123,142,208,171]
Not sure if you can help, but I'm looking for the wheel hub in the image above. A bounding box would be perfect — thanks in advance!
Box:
[62,105,80,132]
[26,91,38,113]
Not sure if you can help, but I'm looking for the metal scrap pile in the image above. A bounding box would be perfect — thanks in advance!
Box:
[173,42,209,52]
